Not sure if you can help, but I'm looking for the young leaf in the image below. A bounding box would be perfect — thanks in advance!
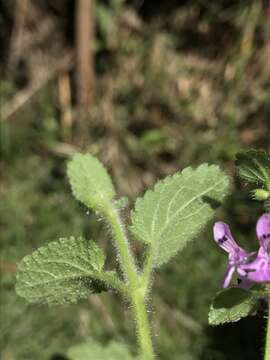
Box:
[67,153,116,212]
[67,340,147,360]
[16,237,119,304]
[130,164,230,268]
[235,149,270,185]
[208,288,259,326]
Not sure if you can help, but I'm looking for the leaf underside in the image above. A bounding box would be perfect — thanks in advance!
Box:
[16,237,108,304]
[67,153,116,211]
[208,288,259,326]
[130,164,230,268]
[235,149,270,185]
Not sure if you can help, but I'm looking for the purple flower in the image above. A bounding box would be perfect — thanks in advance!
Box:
[239,214,270,283]
[214,213,270,288]
[213,221,255,288]
[256,213,270,254]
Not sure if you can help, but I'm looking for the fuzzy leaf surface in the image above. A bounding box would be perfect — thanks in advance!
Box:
[67,340,147,360]
[130,164,230,267]
[235,150,270,185]
[67,153,115,211]
[16,237,113,304]
[208,288,259,326]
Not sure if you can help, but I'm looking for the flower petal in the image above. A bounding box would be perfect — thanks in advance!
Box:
[213,222,241,254]
[239,250,270,283]
[256,213,270,252]
[222,265,235,288]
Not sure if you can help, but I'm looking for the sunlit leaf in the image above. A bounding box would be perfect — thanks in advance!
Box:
[16,237,115,304]
[67,153,116,212]
[130,164,230,268]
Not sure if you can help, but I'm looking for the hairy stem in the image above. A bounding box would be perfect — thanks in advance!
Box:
[142,249,154,293]
[265,300,270,360]
[106,207,138,288]
[105,207,154,357]
[132,291,154,358]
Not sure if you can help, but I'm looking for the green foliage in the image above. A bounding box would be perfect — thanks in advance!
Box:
[130,164,230,268]
[16,237,113,304]
[252,188,270,201]
[235,150,270,186]
[2,0,269,357]
[15,154,230,358]
[208,288,259,326]
[236,150,270,211]
[67,154,116,213]
[67,340,146,360]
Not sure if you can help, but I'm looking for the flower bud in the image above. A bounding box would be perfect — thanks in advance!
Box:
[252,188,270,201]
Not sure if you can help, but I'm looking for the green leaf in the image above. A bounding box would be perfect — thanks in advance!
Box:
[130,164,230,268]
[67,153,116,212]
[208,288,259,326]
[67,340,147,360]
[16,237,115,304]
[235,149,270,185]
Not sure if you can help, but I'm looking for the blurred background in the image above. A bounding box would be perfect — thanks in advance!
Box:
[0,0,270,359]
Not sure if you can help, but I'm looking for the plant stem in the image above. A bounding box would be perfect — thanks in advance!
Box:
[142,249,154,293]
[132,291,155,358]
[265,300,270,360]
[106,207,138,288]
[105,207,154,357]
